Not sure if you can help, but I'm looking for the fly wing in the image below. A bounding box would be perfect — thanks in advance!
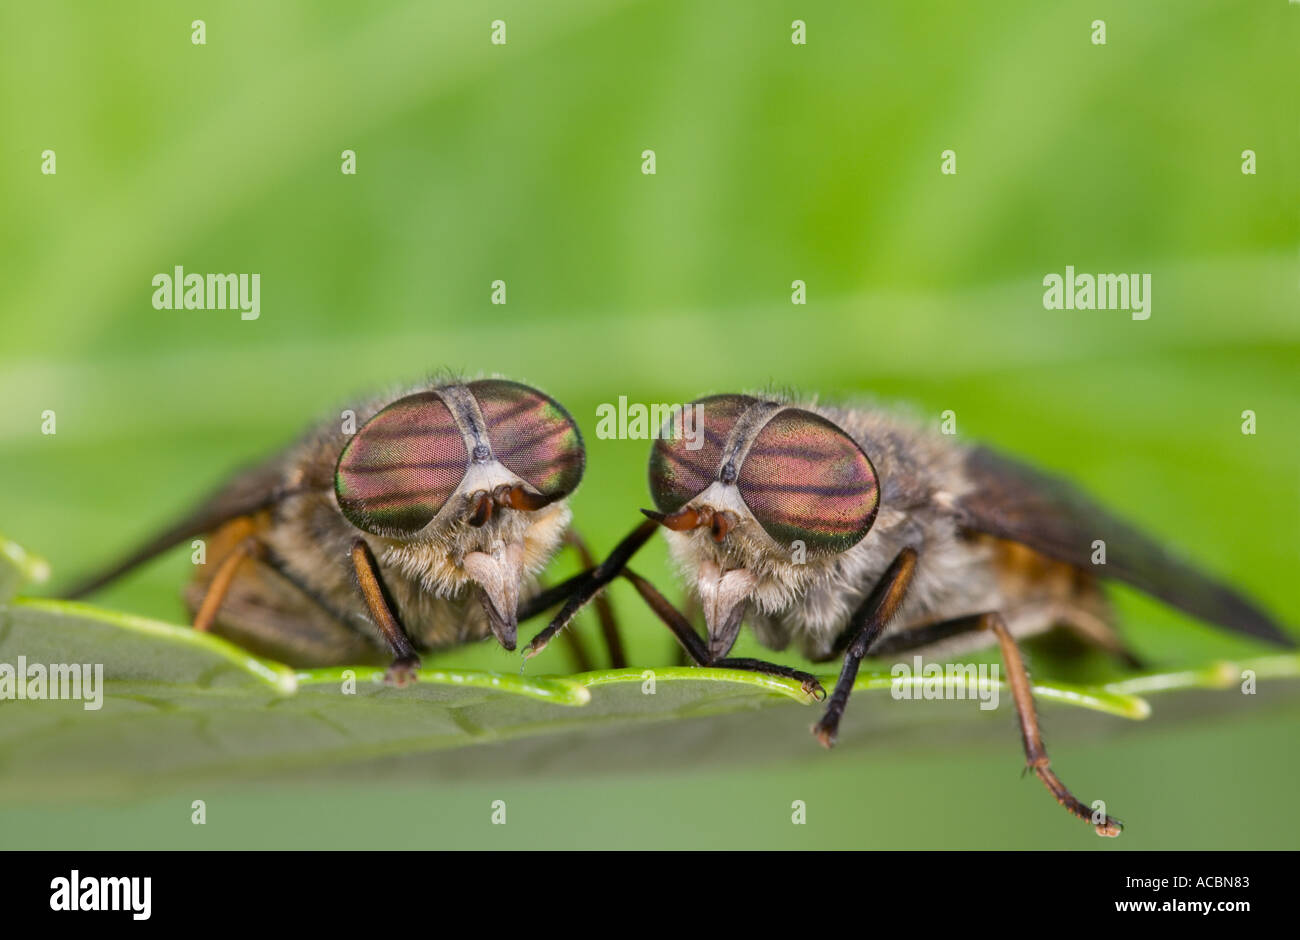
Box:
[955,445,1293,647]
[62,449,306,599]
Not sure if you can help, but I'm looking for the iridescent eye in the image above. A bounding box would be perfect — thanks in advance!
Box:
[736,409,879,554]
[648,394,755,512]
[469,379,584,500]
[335,392,469,536]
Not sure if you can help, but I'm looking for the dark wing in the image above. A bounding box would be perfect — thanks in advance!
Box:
[955,446,1293,647]
[61,450,304,599]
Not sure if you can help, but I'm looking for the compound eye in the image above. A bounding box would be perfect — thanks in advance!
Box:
[736,408,879,554]
[335,392,468,536]
[469,379,584,501]
[648,394,755,513]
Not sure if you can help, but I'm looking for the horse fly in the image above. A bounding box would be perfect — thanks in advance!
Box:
[64,377,626,680]
[525,392,1294,836]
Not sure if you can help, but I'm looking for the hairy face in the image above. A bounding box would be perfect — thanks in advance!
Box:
[334,379,585,649]
[647,394,879,648]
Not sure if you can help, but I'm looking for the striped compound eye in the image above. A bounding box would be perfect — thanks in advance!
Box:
[736,409,879,555]
[468,379,585,501]
[648,394,756,513]
[335,393,469,536]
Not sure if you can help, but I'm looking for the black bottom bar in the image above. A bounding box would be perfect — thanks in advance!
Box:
[0,849,1289,925]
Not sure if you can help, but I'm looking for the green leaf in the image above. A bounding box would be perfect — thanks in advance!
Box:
[3,536,1296,802]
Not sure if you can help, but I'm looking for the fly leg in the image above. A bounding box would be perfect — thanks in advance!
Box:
[515,567,603,672]
[983,611,1123,837]
[192,533,263,633]
[622,569,824,699]
[515,531,627,672]
[812,548,918,747]
[565,529,626,668]
[516,569,590,620]
[348,539,421,686]
[827,603,1125,837]
[524,518,657,659]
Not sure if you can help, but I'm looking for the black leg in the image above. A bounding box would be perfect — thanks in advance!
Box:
[860,607,1146,672]
[812,548,917,747]
[983,612,1123,837]
[713,658,825,693]
[515,568,598,671]
[863,612,988,657]
[621,569,709,663]
[349,539,421,686]
[622,569,825,699]
[517,569,592,622]
[566,529,627,668]
[524,519,657,658]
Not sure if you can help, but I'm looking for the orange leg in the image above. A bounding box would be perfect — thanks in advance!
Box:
[348,539,421,685]
[984,612,1123,837]
[193,537,258,633]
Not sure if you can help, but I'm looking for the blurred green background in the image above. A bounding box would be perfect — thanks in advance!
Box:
[1,0,1297,848]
